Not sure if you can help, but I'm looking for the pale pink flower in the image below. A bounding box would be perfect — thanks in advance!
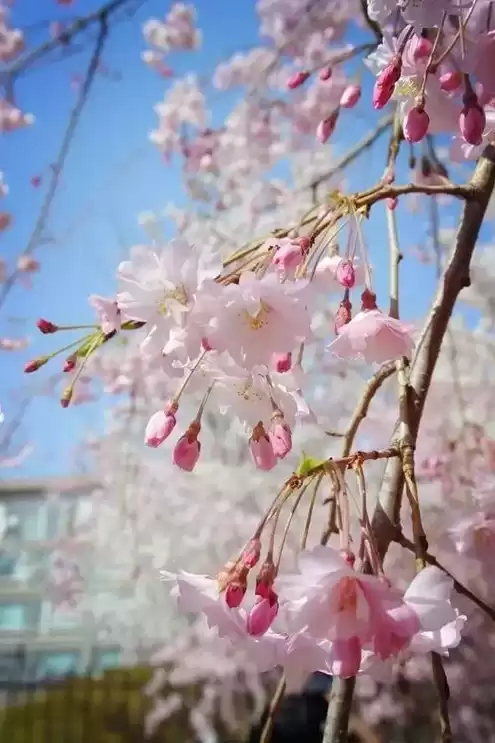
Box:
[88,294,121,336]
[328,308,414,364]
[200,271,312,369]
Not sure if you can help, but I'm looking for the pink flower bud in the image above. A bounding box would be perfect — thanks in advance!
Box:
[287,70,310,89]
[272,351,292,373]
[246,595,279,637]
[459,102,486,145]
[316,112,338,143]
[377,59,401,88]
[173,421,201,471]
[241,537,262,568]
[63,354,76,373]
[268,414,292,459]
[145,404,178,448]
[201,337,213,352]
[334,297,352,333]
[225,580,246,608]
[411,36,432,61]
[272,239,304,274]
[36,318,58,334]
[24,357,48,373]
[361,289,378,311]
[0,212,11,232]
[403,105,430,143]
[336,260,356,289]
[250,422,277,471]
[439,70,462,92]
[319,66,332,81]
[60,387,73,408]
[387,197,398,210]
[340,84,361,109]
[372,82,395,109]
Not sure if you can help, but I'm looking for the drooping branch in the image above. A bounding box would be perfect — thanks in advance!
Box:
[321,144,495,743]
[0,16,109,314]
[3,0,134,79]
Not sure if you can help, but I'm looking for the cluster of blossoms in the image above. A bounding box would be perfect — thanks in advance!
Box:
[365,0,495,156]
[9,1,495,740]
[142,3,201,78]
[28,213,415,476]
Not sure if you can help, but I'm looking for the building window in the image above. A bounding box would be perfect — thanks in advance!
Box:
[34,651,81,680]
[0,602,40,632]
[93,649,121,672]
[0,497,48,542]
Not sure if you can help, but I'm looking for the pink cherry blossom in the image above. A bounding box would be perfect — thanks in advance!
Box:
[173,421,201,471]
[200,271,312,369]
[268,413,292,458]
[88,294,121,336]
[250,422,277,471]
[328,308,414,364]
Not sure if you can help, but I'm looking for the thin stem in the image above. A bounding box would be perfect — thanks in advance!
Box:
[386,203,401,319]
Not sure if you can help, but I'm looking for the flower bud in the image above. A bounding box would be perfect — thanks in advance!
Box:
[272,351,292,373]
[173,420,201,471]
[241,537,262,569]
[387,197,398,210]
[439,70,462,92]
[24,356,48,373]
[272,239,304,274]
[340,84,361,109]
[319,66,332,81]
[225,579,247,609]
[36,318,58,334]
[403,105,430,143]
[60,386,73,408]
[459,101,486,145]
[411,35,432,61]
[246,594,279,637]
[334,297,352,333]
[377,59,401,88]
[268,413,292,459]
[250,422,277,471]
[316,112,338,143]
[287,70,310,89]
[361,289,378,311]
[145,403,178,448]
[0,212,12,232]
[336,260,356,289]
[63,354,76,373]
[372,82,395,109]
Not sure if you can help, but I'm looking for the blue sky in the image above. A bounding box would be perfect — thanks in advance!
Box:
[0,0,481,478]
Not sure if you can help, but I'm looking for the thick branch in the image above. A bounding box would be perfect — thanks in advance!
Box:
[322,144,495,743]
[371,144,495,560]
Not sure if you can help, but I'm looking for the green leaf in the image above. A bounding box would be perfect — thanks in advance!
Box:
[296,451,327,477]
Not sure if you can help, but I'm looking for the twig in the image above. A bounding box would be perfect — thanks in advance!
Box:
[0,16,109,314]
[322,676,356,743]
[304,113,394,192]
[356,181,474,208]
[395,532,495,623]
[304,446,399,478]
[343,362,397,456]
[4,0,133,78]
[260,675,286,743]
[370,143,495,563]
[431,653,453,743]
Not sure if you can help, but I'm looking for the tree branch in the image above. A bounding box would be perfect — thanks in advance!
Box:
[0,16,109,314]
[303,113,394,192]
[4,0,132,78]
[322,144,495,743]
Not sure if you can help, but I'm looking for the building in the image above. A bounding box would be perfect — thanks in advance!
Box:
[0,477,121,685]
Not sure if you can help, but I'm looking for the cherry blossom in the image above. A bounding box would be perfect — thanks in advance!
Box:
[328,306,415,364]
